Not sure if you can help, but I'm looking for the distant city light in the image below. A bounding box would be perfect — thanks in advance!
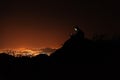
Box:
[0,48,57,57]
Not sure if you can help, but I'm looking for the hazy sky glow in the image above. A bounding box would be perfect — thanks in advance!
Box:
[0,0,113,49]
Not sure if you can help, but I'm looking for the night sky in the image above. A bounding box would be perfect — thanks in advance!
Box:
[0,0,113,49]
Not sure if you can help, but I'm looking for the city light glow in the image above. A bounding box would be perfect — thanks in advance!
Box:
[0,48,57,57]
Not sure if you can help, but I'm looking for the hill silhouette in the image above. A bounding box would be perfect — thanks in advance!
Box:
[0,25,114,64]
[50,26,113,64]
[0,25,115,80]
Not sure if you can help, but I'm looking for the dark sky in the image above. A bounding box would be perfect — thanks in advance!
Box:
[0,0,113,49]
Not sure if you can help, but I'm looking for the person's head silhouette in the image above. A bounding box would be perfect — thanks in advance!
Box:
[73,25,85,39]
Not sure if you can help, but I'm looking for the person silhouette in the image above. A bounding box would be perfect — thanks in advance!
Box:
[62,25,85,48]
[73,25,85,39]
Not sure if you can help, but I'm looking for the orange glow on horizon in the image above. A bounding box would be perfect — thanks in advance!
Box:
[0,48,57,57]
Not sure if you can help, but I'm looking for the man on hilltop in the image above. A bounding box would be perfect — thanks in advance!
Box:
[72,25,85,39]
